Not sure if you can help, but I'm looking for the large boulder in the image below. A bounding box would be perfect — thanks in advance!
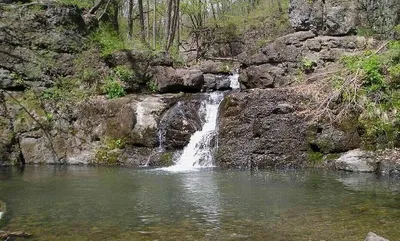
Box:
[334,149,377,172]
[159,96,204,150]
[365,232,390,241]
[203,74,232,91]
[152,66,204,93]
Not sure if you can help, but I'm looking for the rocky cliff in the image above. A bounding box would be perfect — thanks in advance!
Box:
[0,2,237,166]
[0,0,399,175]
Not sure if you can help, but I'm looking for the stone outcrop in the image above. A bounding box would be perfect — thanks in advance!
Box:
[152,66,204,93]
[239,31,372,89]
[0,90,211,166]
[0,3,90,89]
[334,149,377,172]
[289,0,357,36]
[289,0,399,37]
[216,88,360,168]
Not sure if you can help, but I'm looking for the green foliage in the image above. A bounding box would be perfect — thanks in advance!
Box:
[90,24,126,57]
[114,66,134,82]
[41,77,89,105]
[57,0,93,8]
[341,40,400,149]
[146,81,158,93]
[307,151,324,164]
[103,76,126,99]
[301,57,315,72]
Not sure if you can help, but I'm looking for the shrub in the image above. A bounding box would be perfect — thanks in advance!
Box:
[90,24,126,57]
[114,66,134,82]
[103,77,126,99]
[340,40,400,149]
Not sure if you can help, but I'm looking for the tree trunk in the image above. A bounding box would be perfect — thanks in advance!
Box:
[128,0,133,38]
[164,0,173,50]
[146,0,150,43]
[89,0,106,14]
[153,0,157,49]
[138,0,145,41]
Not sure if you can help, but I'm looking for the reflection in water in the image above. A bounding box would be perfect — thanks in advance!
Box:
[0,166,399,241]
[180,171,220,227]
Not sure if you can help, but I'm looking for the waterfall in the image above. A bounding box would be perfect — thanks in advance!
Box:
[159,72,240,172]
[229,71,240,90]
[162,92,224,172]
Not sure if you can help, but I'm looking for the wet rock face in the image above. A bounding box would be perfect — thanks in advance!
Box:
[159,97,204,150]
[216,88,310,168]
[216,88,363,169]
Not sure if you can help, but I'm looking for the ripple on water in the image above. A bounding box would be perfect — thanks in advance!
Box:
[0,166,399,241]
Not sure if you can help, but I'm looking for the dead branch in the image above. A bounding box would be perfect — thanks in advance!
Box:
[1,89,60,163]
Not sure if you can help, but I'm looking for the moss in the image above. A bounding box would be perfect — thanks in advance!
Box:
[159,152,174,167]
[325,153,340,161]
[13,90,50,133]
[307,151,324,164]
[94,148,120,165]
[93,138,126,165]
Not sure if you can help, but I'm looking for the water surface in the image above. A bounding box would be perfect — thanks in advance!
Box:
[0,166,399,240]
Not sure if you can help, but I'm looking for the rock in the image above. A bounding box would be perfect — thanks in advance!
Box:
[309,120,361,154]
[289,0,399,37]
[239,32,366,89]
[198,60,231,74]
[240,64,291,89]
[131,96,167,147]
[217,88,310,168]
[153,66,204,93]
[364,232,390,241]
[289,0,356,36]
[272,103,295,114]
[159,97,203,150]
[0,200,5,221]
[19,136,60,164]
[203,74,232,91]
[0,4,90,87]
[376,149,400,177]
[335,149,377,172]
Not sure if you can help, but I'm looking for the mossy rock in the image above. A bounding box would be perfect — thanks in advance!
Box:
[158,152,174,167]
[94,148,121,165]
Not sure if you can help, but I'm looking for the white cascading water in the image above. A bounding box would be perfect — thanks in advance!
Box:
[162,92,224,172]
[229,70,240,90]
[161,73,240,172]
